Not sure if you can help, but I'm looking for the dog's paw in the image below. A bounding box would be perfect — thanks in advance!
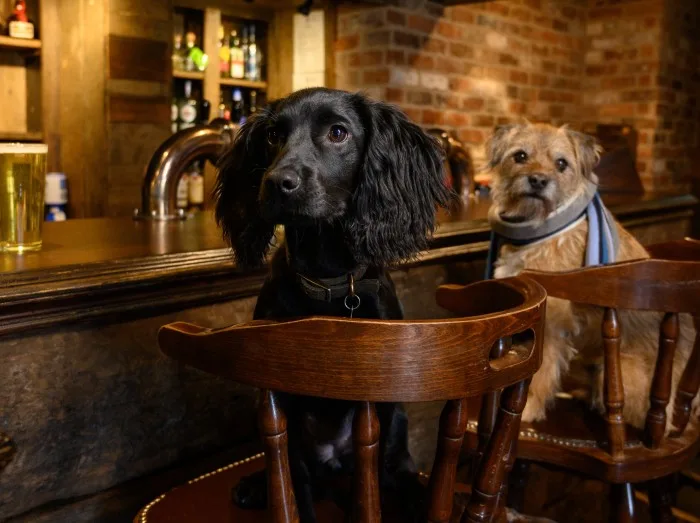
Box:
[231,470,267,509]
[521,397,547,423]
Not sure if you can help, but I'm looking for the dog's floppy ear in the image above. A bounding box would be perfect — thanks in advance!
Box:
[214,111,276,268]
[566,129,603,179]
[486,124,518,168]
[348,98,452,266]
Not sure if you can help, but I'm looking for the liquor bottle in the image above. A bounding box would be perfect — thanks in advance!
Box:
[218,26,230,78]
[231,89,245,125]
[172,34,185,71]
[218,91,231,121]
[171,95,179,134]
[176,172,190,210]
[247,25,258,81]
[184,32,196,72]
[229,29,245,80]
[241,26,250,80]
[249,90,258,117]
[7,0,35,40]
[178,81,198,130]
[200,99,211,124]
[184,32,209,72]
[188,163,205,213]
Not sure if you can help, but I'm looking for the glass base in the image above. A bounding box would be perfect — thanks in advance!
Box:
[2,241,42,253]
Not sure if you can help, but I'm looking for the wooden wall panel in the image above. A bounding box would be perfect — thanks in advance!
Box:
[0,53,28,134]
[109,36,170,83]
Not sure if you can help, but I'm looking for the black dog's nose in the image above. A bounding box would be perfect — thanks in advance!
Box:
[528,175,549,191]
[268,171,301,194]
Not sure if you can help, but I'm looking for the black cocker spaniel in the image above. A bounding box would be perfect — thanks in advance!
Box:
[215,87,451,522]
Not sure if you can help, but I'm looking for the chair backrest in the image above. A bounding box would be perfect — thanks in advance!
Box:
[646,237,700,262]
[158,276,547,523]
[521,258,700,459]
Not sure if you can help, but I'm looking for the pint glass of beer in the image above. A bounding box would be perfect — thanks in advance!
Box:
[0,143,48,252]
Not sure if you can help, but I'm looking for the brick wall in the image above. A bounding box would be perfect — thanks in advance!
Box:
[335,0,588,172]
[334,0,698,191]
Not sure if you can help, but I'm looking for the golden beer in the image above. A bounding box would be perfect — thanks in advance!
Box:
[0,144,47,252]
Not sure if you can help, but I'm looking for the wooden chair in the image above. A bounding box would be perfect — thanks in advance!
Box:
[134,276,546,523]
[462,258,700,523]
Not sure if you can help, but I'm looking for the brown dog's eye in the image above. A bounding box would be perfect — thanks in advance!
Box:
[267,128,282,146]
[513,150,528,163]
[556,158,569,172]
[328,125,348,143]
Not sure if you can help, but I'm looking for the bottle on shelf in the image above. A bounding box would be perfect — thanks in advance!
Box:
[188,162,205,213]
[218,91,231,121]
[7,0,35,40]
[185,31,209,72]
[178,81,198,131]
[44,172,68,222]
[176,171,190,211]
[249,90,258,117]
[247,24,259,81]
[229,29,245,80]
[241,26,250,80]
[218,26,230,78]
[171,94,179,134]
[172,34,185,72]
[231,89,245,125]
[200,99,211,125]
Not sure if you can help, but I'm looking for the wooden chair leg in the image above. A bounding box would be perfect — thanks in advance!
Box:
[610,483,638,523]
[353,401,381,523]
[260,390,300,523]
[462,378,530,523]
[649,476,677,523]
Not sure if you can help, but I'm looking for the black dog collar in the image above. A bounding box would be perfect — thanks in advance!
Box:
[296,266,381,303]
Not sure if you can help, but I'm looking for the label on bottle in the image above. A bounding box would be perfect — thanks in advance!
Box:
[176,174,189,209]
[180,104,197,124]
[188,174,204,205]
[230,49,245,79]
[171,103,178,122]
[220,48,230,75]
[9,21,34,39]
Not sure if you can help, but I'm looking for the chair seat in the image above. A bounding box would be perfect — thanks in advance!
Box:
[465,397,700,484]
[135,454,473,523]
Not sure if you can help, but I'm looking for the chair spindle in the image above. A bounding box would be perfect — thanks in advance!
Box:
[645,312,679,449]
[672,316,700,435]
[352,401,381,523]
[602,308,626,459]
[463,378,530,523]
[427,398,468,523]
[474,337,512,479]
[259,389,300,523]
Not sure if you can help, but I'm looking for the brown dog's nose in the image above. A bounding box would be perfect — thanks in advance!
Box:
[528,175,549,191]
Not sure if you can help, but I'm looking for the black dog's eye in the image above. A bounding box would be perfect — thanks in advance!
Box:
[556,158,569,172]
[328,125,348,144]
[267,128,282,146]
[513,150,528,163]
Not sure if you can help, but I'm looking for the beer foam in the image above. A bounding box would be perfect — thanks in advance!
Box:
[0,143,48,154]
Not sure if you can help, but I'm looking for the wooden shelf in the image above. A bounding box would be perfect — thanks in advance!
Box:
[0,131,44,142]
[173,70,205,81]
[0,35,42,51]
[220,78,267,90]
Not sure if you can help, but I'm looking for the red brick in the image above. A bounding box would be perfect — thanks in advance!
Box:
[484,67,509,82]
[530,73,548,87]
[531,44,550,58]
[450,42,473,59]
[458,129,485,144]
[407,53,434,69]
[424,38,447,54]
[385,87,405,104]
[450,77,473,92]
[450,8,475,25]
[601,76,636,90]
[538,89,558,102]
[559,65,578,77]
[473,115,495,127]
[445,111,469,127]
[509,101,527,114]
[549,105,565,118]
[586,64,618,76]
[408,14,436,34]
[335,35,359,52]
[364,30,390,48]
[386,9,406,27]
[510,70,528,84]
[407,90,433,105]
[403,107,422,123]
[542,61,557,74]
[589,6,623,20]
[363,68,390,85]
[509,7,531,23]
[435,93,461,109]
[437,20,462,39]
[486,2,509,16]
[435,56,462,74]
[394,30,423,49]
[386,50,405,65]
[351,50,384,67]
[462,97,485,111]
[422,109,445,126]
[599,103,636,117]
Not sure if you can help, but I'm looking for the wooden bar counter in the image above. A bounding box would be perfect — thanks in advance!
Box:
[0,192,696,522]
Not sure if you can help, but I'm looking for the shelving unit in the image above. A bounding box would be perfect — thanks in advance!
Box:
[219,78,267,90]
[0,35,41,51]
[0,130,43,142]
[173,70,205,81]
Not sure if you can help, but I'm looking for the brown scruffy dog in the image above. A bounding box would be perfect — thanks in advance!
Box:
[486,122,697,428]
